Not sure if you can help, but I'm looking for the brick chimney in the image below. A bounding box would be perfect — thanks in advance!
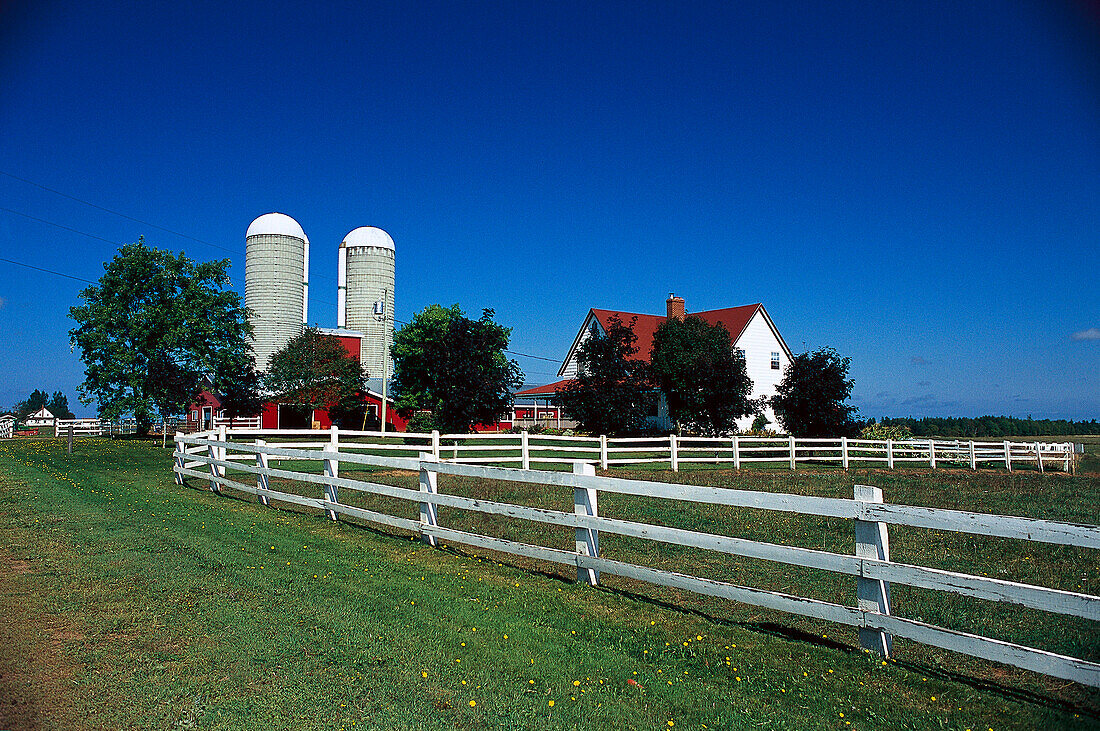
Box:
[666,293,685,321]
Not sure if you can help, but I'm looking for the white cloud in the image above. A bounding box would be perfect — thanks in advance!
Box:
[1071,328,1100,341]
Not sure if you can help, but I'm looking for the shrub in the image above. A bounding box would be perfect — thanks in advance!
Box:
[859,422,914,441]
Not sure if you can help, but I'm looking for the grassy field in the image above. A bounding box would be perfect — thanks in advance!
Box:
[1,438,1097,730]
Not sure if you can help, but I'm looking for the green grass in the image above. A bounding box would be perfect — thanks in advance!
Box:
[1,438,1097,730]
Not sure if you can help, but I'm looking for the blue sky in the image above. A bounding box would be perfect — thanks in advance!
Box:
[0,0,1097,419]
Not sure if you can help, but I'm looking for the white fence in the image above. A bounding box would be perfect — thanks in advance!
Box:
[53,418,183,437]
[210,427,1075,473]
[174,428,1099,687]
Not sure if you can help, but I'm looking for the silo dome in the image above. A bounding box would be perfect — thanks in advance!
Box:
[342,226,395,251]
[338,226,395,379]
[246,212,308,241]
[245,213,310,371]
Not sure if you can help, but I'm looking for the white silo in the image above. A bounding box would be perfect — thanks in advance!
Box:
[245,212,310,371]
[339,227,395,380]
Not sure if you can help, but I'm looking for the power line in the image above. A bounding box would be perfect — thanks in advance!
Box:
[390,315,560,365]
[0,171,339,283]
[0,255,565,379]
[505,349,560,363]
[0,256,95,285]
[3,172,567,365]
[0,169,240,255]
[0,207,124,246]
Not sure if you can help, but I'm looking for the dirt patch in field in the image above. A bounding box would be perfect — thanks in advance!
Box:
[0,553,84,731]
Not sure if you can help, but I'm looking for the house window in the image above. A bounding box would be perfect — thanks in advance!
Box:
[191,410,198,421]
[771,352,780,370]
[734,348,745,360]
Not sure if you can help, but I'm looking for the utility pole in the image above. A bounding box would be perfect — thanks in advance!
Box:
[379,289,389,434]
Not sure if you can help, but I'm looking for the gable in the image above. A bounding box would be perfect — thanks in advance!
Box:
[557,302,790,378]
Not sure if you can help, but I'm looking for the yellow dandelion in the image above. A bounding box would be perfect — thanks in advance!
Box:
[548,700,555,707]
[469,700,476,707]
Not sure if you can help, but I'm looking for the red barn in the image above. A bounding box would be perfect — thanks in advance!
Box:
[187,327,405,431]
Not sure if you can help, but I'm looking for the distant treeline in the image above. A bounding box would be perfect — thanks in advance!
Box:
[871,416,1100,438]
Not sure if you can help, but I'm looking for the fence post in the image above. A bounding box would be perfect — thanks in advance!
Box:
[256,439,270,507]
[929,439,936,469]
[418,452,438,547]
[669,434,679,472]
[521,430,530,470]
[732,436,740,470]
[854,484,892,657]
[67,424,74,455]
[174,432,184,485]
[600,435,608,471]
[789,436,796,470]
[324,426,339,520]
[431,430,440,460]
[1035,441,1043,473]
[1004,441,1012,471]
[207,436,220,494]
[841,437,849,470]
[886,439,894,470]
[573,461,599,586]
[217,425,227,478]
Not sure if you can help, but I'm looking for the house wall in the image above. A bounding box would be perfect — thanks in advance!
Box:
[560,313,602,379]
[732,309,790,431]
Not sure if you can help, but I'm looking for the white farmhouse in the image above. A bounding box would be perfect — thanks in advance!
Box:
[25,406,56,428]
[521,294,792,432]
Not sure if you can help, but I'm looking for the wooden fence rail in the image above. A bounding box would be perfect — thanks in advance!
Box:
[174,429,1099,687]
[215,428,1076,473]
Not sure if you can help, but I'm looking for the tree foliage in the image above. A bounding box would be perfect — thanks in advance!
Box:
[872,415,1100,438]
[391,305,523,434]
[557,316,652,436]
[263,328,366,412]
[12,389,48,422]
[12,390,74,422]
[69,239,252,433]
[47,391,74,420]
[649,317,758,435]
[214,352,264,426]
[770,347,859,437]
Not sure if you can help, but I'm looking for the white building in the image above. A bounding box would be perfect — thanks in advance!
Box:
[25,407,55,428]
[547,294,792,432]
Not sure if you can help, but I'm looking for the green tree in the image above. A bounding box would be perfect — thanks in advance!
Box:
[13,389,50,422]
[770,346,859,437]
[649,317,757,435]
[391,305,523,434]
[214,353,264,427]
[47,391,74,420]
[263,328,366,415]
[557,316,652,436]
[69,238,253,434]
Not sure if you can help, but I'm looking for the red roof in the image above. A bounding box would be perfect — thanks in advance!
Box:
[515,379,575,397]
[590,304,761,363]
